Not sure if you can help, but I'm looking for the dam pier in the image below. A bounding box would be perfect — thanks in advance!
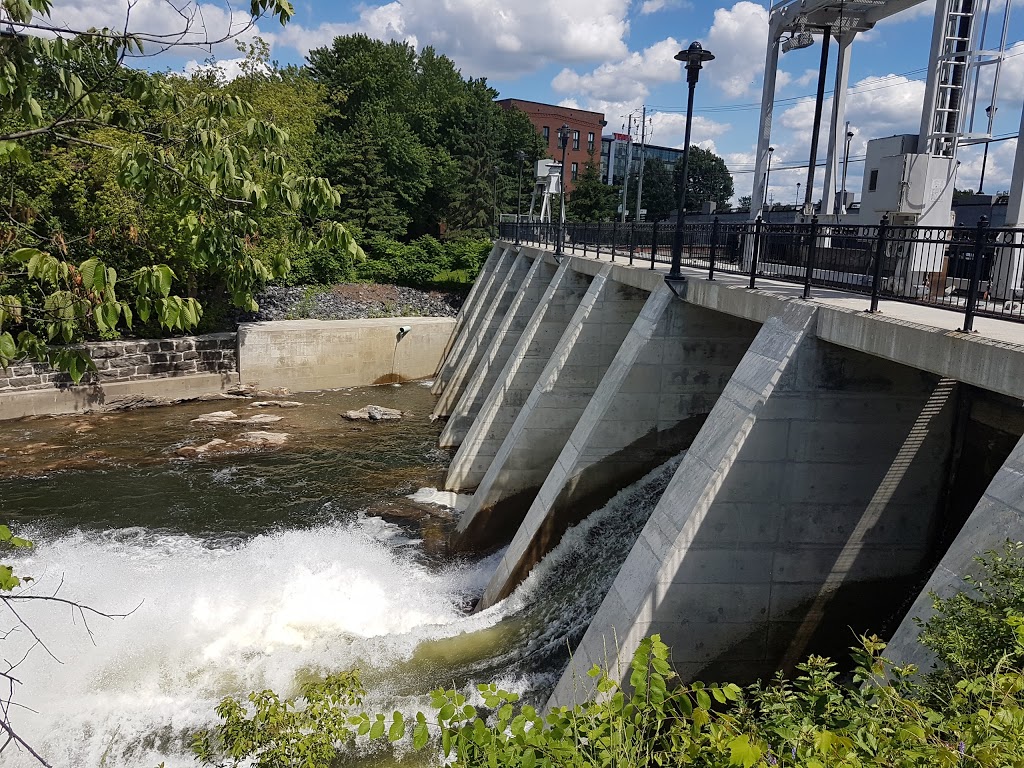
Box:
[431,239,1024,707]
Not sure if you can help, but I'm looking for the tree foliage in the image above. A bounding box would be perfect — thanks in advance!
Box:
[567,158,618,221]
[674,146,735,213]
[626,158,676,222]
[306,35,544,239]
[0,0,360,378]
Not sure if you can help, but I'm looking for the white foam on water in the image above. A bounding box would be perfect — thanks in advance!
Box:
[406,486,473,512]
[1,517,507,768]
[2,454,683,767]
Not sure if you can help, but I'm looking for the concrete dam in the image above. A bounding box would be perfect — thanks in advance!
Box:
[430,240,1024,707]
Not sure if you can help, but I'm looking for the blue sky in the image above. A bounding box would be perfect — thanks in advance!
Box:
[47,1,1024,203]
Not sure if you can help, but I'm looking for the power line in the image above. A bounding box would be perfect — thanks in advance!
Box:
[648,45,1024,117]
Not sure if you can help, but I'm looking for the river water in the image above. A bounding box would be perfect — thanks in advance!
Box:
[0,384,677,767]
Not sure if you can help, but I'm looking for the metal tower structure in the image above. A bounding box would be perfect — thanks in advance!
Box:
[527,160,565,224]
[750,0,1008,229]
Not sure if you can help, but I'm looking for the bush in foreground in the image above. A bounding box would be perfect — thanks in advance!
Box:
[193,544,1024,768]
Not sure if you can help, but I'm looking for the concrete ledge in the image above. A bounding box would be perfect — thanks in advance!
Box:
[817,305,1024,401]
[237,317,456,392]
[0,372,238,420]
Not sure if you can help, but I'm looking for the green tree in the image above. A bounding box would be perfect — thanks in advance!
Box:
[627,158,676,222]
[0,0,360,379]
[673,146,734,212]
[567,158,618,221]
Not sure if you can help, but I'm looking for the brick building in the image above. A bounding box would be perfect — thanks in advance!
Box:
[496,98,606,193]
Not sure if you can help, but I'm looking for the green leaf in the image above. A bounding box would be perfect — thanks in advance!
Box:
[728,734,761,768]
[0,332,16,367]
[388,711,404,742]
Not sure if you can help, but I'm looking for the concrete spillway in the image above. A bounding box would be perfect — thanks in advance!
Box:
[433,241,1024,707]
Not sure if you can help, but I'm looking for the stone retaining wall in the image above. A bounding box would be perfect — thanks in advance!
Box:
[0,333,237,392]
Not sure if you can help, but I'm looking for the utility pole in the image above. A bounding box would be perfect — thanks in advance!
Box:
[620,113,634,223]
[635,105,648,222]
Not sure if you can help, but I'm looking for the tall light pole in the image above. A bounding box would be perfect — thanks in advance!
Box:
[667,41,715,284]
[762,146,774,220]
[556,124,570,258]
[840,123,854,215]
[979,105,996,193]
[795,181,802,206]
[514,150,526,244]
[492,164,500,238]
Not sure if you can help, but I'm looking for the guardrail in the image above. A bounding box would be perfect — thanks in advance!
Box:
[500,216,1024,331]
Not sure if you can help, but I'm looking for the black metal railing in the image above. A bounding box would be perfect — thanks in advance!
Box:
[502,216,1024,329]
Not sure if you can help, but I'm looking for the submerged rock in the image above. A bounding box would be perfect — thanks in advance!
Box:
[238,431,290,446]
[250,400,303,408]
[191,410,239,424]
[237,414,284,425]
[176,438,231,457]
[342,405,403,422]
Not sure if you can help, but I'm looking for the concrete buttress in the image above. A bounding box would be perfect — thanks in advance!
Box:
[432,246,515,395]
[452,263,649,551]
[436,244,504,369]
[444,257,592,492]
[476,287,760,609]
[440,254,555,447]
[548,300,957,708]
[885,429,1024,670]
[432,251,535,421]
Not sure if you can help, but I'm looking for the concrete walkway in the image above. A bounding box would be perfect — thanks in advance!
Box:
[527,241,1024,349]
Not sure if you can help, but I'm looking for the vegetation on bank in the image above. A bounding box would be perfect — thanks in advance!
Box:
[0,0,539,380]
[188,542,1024,768]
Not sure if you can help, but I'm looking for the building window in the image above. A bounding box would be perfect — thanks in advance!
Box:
[572,130,580,151]
[587,132,595,152]
[868,169,878,191]
[542,126,550,144]
[571,162,579,181]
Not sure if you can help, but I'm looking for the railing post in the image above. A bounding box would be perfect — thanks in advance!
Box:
[803,216,819,300]
[596,222,602,258]
[629,223,636,265]
[749,216,763,289]
[582,223,589,257]
[708,217,719,280]
[650,223,658,270]
[611,218,618,262]
[869,215,888,312]
[962,215,989,333]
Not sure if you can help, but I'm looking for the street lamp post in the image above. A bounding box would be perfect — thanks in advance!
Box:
[492,165,500,238]
[795,181,802,206]
[840,124,854,215]
[979,105,996,193]
[514,150,526,244]
[556,124,570,258]
[668,41,715,284]
[762,146,774,220]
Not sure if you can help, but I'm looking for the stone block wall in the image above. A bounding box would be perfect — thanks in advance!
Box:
[0,332,237,392]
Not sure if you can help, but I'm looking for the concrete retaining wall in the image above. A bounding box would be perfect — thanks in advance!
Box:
[0,333,236,392]
[236,316,456,393]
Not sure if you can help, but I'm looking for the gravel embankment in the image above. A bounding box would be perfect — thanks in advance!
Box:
[248,284,464,322]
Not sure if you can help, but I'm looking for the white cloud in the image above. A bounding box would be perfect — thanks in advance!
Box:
[268,0,632,79]
[551,36,684,103]
[647,111,731,148]
[41,0,261,59]
[704,1,770,98]
[639,0,692,14]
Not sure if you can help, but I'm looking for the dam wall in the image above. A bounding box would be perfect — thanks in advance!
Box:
[431,240,1024,706]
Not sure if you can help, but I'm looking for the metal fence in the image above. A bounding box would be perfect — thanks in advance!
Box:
[501,216,1024,331]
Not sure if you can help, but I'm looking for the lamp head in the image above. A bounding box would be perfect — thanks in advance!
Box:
[558,124,571,149]
[675,41,714,84]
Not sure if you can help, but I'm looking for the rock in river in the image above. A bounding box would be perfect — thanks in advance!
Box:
[342,405,403,422]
